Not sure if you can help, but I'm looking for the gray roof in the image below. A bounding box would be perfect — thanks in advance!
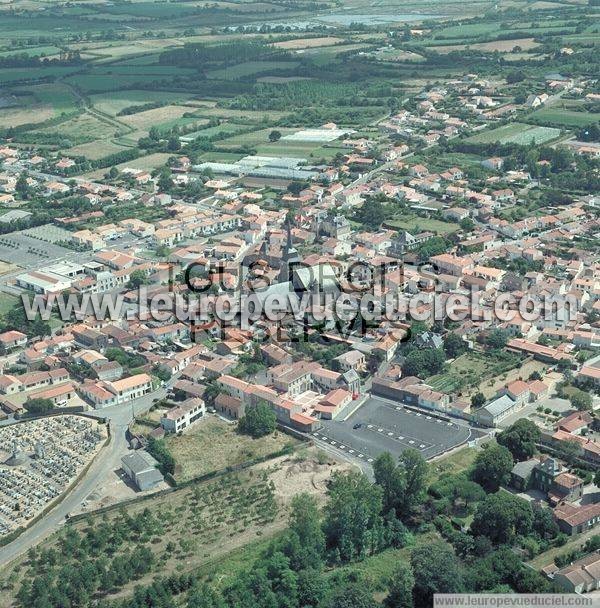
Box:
[121,449,159,475]
[136,468,164,488]
[481,394,515,417]
[511,458,538,480]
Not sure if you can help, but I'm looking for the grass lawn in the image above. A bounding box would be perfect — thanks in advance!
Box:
[529,107,600,128]
[325,530,440,593]
[385,214,459,235]
[165,416,300,481]
[429,447,478,483]
[466,122,562,145]
[0,292,17,316]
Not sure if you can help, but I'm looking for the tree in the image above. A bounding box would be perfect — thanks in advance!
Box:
[506,70,526,84]
[24,398,54,415]
[497,419,541,461]
[327,585,378,608]
[486,328,508,350]
[472,442,513,491]
[459,217,474,232]
[152,365,171,383]
[297,568,328,607]
[570,388,592,412]
[323,471,384,562]
[167,136,181,152]
[385,562,414,608]
[594,469,600,487]
[187,584,225,608]
[282,493,325,570]
[398,448,428,515]
[532,504,559,540]
[410,542,464,606]
[238,401,276,438]
[555,439,580,466]
[157,167,173,192]
[16,172,30,199]
[127,269,150,289]
[374,452,406,516]
[471,492,533,545]
[471,392,486,409]
[402,348,445,378]
[443,333,466,359]
[353,197,387,230]
[146,436,175,475]
[287,180,308,196]
[269,130,282,142]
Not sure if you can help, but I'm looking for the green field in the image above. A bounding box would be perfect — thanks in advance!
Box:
[207,60,300,80]
[529,107,600,128]
[467,122,562,145]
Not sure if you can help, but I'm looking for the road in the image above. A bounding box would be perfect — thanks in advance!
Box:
[0,385,167,567]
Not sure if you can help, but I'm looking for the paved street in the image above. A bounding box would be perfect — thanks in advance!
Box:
[0,386,167,567]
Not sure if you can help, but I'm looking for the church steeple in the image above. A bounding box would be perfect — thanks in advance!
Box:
[279,220,300,283]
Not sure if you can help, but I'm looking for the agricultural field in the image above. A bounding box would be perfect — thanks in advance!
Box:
[64,140,130,161]
[207,60,300,80]
[215,127,295,148]
[466,122,563,145]
[0,82,80,128]
[119,105,195,130]
[31,112,120,145]
[273,36,344,49]
[430,37,540,53]
[89,90,197,116]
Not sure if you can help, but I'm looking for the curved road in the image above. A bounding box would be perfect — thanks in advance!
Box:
[0,387,166,567]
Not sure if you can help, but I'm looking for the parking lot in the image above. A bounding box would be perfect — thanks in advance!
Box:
[313,396,484,464]
[0,228,73,268]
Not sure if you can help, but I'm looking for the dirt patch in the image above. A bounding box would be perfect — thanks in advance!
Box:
[258,448,354,506]
[120,105,191,130]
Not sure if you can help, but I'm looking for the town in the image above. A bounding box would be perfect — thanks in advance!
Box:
[0,0,598,607]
